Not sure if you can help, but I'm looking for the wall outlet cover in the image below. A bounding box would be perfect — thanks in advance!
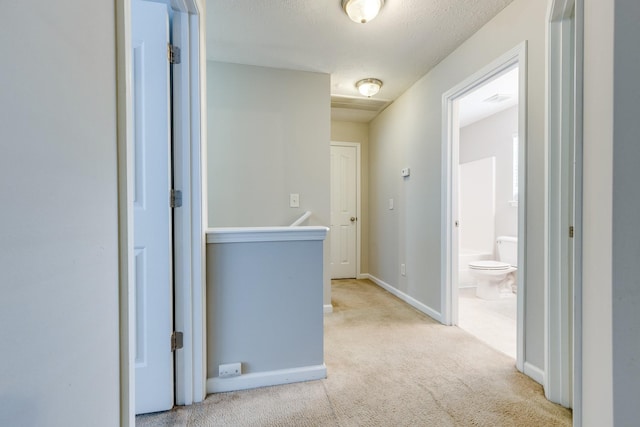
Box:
[219,362,242,378]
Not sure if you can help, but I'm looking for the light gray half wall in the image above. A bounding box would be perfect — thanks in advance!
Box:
[331,121,370,274]
[612,0,640,423]
[207,61,331,305]
[206,240,324,375]
[582,0,614,423]
[367,0,547,370]
[0,2,120,426]
[460,106,519,243]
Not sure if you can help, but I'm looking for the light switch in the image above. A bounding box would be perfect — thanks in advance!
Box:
[388,198,394,210]
[290,193,300,208]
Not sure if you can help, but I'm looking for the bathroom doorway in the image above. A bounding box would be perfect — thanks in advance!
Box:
[456,67,520,359]
[441,44,527,372]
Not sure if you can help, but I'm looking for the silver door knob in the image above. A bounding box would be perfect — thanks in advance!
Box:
[350,217,357,222]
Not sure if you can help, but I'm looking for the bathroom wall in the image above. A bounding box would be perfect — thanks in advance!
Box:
[459,157,496,254]
[331,120,370,274]
[460,106,519,245]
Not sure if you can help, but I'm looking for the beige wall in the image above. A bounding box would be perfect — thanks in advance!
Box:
[367,0,547,372]
[207,61,332,304]
[0,1,121,426]
[331,121,370,274]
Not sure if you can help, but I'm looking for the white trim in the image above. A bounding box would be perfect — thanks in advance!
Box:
[441,42,528,374]
[206,365,327,393]
[206,226,329,243]
[290,211,312,226]
[330,141,362,279]
[367,274,442,322]
[119,1,206,421]
[546,0,582,411]
[170,0,207,407]
[356,273,369,280]
[524,362,546,386]
[116,0,135,424]
[323,304,334,314]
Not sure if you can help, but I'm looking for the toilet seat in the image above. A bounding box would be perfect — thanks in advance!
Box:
[469,260,511,270]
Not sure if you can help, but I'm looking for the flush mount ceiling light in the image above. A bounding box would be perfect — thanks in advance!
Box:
[356,78,383,97]
[342,0,385,24]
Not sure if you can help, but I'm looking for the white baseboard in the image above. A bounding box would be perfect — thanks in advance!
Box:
[323,304,333,314]
[206,364,327,394]
[356,273,369,279]
[366,274,442,322]
[524,362,544,385]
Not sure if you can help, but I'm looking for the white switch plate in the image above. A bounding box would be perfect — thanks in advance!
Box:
[290,193,300,208]
[401,264,406,276]
[389,198,394,210]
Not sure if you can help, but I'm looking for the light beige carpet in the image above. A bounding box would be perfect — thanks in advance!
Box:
[137,279,572,426]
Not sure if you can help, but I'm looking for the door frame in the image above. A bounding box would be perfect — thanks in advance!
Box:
[330,141,362,279]
[546,0,583,413]
[441,42,528,374]
[116,0,207,424]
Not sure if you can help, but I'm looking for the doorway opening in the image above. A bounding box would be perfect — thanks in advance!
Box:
[441,42,527,373]
[456,67,520,359]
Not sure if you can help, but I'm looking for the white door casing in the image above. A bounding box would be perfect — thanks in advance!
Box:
[132,0,174,415]
[330,144,359,279]
[546,0,582,412]
[441,43,527,374]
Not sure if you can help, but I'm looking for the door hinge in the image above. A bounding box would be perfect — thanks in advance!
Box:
[171,331,183,351]
[170,189,182,208]
[168,44,181,64]
[569,226,574,238]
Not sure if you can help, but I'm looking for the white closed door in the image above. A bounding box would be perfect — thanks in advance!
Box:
[132,0,174,415]
[330,145,358,279]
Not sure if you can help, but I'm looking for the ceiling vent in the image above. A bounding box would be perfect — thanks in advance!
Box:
[331,95,391,112]
[483,93,513,104]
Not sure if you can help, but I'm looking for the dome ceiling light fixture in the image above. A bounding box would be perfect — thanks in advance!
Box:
[356,78,383,97]
[342,0,385,24]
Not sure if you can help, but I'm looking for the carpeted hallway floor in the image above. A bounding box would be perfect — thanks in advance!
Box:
[137,279,572,426]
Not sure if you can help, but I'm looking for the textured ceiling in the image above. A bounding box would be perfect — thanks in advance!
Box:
[206,0,515,121]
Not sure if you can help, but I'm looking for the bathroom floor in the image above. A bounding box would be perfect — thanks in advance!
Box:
[458,287,517,359]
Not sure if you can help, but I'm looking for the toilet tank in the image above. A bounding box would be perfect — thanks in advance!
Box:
[497,236,518,266]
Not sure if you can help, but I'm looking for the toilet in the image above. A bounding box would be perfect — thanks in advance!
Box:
[468,236,517,300]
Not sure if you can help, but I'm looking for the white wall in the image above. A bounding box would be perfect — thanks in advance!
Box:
[460,106,519,245]
[368,0,547,371]
[207,61,331,304]
[459,157,496,254]
[331,121,370,274]
[0,1,121,426]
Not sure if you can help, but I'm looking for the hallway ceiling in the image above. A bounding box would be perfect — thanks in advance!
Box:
[206,0,515,122]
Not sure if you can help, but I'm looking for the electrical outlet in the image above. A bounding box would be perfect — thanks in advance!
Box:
[219,362,242,378]
[389,198,394,210]
[401,264,406,276]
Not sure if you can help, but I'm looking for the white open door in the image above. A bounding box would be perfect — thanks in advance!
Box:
[330,144,358,279]
[132,0,174,415]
